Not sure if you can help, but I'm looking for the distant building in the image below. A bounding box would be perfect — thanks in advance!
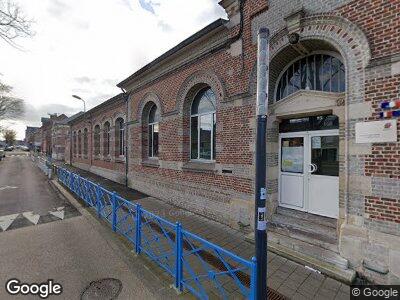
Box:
[52,112,83,161]
[25,126,41,151]
[40,114,68,157]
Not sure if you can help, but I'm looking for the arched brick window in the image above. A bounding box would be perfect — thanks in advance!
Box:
[115,118,125,157]
[83,128,88,157]
[103,121,111,157]
[190,87,216,160]
[78,130,82,156]
[94,125,100,156]
[148,104,159,158]
[73,131,77,157]
[275,53,345,101]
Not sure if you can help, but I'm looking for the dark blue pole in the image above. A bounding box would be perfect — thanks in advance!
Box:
[175,222,183,292]
[135,204,142,254]
[112,192,117,232]
[255,27,269,300]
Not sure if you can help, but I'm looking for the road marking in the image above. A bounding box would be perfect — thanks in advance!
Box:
[0,186,18,191]
[49,210,64,220]
[0,214,19,231]
[22,212,40,225]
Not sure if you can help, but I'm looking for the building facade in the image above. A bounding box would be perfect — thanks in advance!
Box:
[25,126,41,151]
[40,114,68,157]
[66,0,400,283]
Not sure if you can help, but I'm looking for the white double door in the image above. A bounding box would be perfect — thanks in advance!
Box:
[278,130,339,218]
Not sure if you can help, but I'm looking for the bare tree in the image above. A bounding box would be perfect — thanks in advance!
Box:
[0,0,33,48]
[0,80,24,121]
[3,128,16,145]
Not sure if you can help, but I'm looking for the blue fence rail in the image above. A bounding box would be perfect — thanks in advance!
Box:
[56,166,257,299]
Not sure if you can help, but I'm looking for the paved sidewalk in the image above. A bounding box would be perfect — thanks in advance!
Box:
[57,163,350,300]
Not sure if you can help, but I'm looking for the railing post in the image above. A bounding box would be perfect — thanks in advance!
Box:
[96,184,101,218]
[175,222,183,292]
[135,204,142,254]
[250,256,257,300]
[112,191,117,232]
[69,172,73,191]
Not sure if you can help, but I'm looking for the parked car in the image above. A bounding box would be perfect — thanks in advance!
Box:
[0,148,5,160]
[5,146,13,151]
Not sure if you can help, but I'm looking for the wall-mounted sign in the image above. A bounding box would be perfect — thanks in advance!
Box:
[355,120,397,143]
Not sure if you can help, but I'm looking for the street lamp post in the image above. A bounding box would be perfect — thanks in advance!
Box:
[72,95,86,112]
[255,27,269,300]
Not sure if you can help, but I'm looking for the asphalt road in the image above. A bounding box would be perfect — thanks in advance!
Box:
[0,154,65,216]
[0,155,177,299]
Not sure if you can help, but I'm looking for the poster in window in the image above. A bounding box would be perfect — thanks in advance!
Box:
[281,146,303,173]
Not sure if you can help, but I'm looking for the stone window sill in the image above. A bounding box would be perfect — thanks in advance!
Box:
[115,156,125,163]
[142,159,160,168]
[182,161,216,173]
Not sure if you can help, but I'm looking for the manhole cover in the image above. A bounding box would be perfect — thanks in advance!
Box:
[81,278,122,300]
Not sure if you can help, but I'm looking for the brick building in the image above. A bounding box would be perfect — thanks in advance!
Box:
[66,0,400,283]
[40,114,68,156]
[25,126,41,151]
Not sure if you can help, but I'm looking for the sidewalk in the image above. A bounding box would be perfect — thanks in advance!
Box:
[57,162,350,300]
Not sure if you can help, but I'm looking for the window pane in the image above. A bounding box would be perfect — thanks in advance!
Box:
[300,57,307,89]
[212,113,216,160]
[153,123,159,157]
[191,116,198,159]
[148,125,153,157]
[331,57,340,92]
[311,136,339,176]
[276,80,282,100]
[293,61,301,92]
[315,55,322,90]
[200,114,212,160]
[339,63,345,92]
[281,72,288,98]
[191,88,216,115]
[322,55,331,92]
[287,65,294,95]
[307,55,315,90]
[281,137,304,173]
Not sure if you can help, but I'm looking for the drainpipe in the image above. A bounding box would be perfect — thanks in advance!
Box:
[120,88,130,187]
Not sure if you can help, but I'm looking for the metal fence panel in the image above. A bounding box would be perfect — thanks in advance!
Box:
[54,166,256,300]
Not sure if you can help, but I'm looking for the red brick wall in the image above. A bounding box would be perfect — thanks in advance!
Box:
[366,196,400,224]
[364,74,400,179]
[337,0,400,59]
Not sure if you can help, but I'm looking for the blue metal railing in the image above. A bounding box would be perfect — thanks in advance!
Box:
[56,166,257,299]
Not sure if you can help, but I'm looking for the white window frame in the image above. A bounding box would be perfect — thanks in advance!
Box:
[190,111,216,162]
[148,120,159,158]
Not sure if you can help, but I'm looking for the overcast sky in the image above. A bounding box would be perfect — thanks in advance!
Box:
[0,0,226,139]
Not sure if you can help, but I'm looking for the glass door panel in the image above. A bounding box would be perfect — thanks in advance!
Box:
[310,136,339,176]
[281,137,304,173]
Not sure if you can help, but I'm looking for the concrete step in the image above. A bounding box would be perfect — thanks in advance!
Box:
[245,232,356,284]
[276,207,337,229]
[268,224,338,253]
[270,213,338,251]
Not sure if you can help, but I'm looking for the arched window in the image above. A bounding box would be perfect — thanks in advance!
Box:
[78,130,82,156]
[275,53,345,101]
[83,128,88,157]
[103,121,111,156]
[115,118,125,157]
[148,105,159,158]
[94,125,100,156]
[73,131,77,157]
[190,87,216,160]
